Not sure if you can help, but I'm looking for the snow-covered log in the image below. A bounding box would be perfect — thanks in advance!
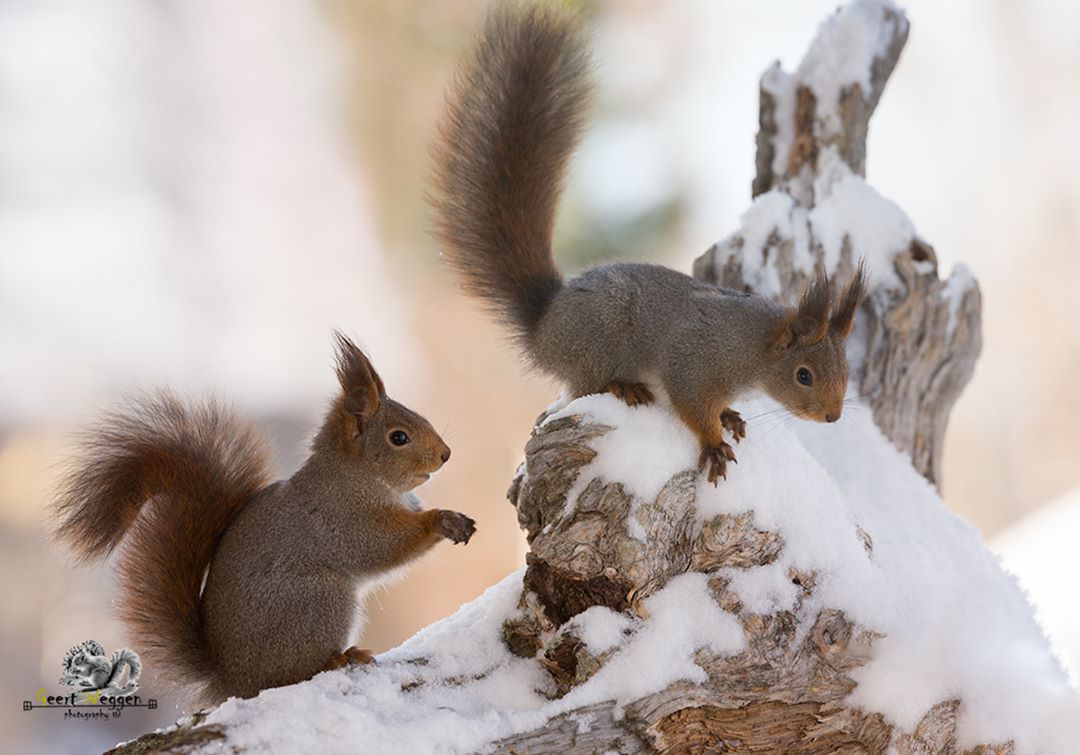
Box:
[110,1,1077,753]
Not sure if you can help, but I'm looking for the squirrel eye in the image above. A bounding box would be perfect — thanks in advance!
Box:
[796,367,813,386]
[388,430,410,446]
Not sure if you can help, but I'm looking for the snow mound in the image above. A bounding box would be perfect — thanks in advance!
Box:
[198,394,1077,754]
[993,488,1080,689]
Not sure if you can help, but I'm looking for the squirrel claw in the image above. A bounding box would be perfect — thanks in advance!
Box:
[437,510,476,545]
[698,442,737,485]
[324,646,375,671]
[603,381,655,408]
[720,409,747,442]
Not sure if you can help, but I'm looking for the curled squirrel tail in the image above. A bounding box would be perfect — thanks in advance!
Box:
[431,2,592,344]
[53,392,271,698]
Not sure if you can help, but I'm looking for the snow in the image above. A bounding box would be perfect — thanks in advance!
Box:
[197,393,1078,754]
[200,567,742,754]
[942,262,977,336]
[568,606,634,656]
[993,488,1080,689]
[749,0,904,190]
[546,387,697,534]
[205,572,546,755]
[721,153,914,298]
[808,149,915,289]
[559,572,744,713]
[729,189,798,297]
[796,0,905,134]
[760,61,797,181]
[713,0,921,299]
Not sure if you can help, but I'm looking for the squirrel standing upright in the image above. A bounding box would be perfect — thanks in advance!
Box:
[430,3,867,483]
[53,333,475,705]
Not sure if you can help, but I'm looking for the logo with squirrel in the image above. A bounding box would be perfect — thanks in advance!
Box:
[23,639,156,720]
[58,639,141,699]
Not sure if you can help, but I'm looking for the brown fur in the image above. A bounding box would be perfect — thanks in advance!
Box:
[430,2,591,345]
[53,332,473,705]
[54,393,271,699]
[830,262,868,338]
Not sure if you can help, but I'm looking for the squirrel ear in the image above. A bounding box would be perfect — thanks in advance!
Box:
[778,268,829,348]
[829,260,868,339]
[333,331,384,430]
[772,314,826,351]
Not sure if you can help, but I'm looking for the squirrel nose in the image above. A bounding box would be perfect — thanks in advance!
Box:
[440,447,451,463]
[825,413,839,423]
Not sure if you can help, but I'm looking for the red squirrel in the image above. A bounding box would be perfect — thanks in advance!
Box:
[53,333,475,705]
[430,3,866,483]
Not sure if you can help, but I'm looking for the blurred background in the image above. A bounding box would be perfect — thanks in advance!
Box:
[2,0,1077,751]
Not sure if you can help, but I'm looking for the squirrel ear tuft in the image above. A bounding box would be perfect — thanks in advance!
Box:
[778,268,830,347]
[829,260,868,339]
[333,330,384,429]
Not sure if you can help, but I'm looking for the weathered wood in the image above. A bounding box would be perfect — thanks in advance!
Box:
[753,2,909,199]
[494,413,1007,753]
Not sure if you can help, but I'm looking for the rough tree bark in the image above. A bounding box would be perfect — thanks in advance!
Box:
[112,2,997,753]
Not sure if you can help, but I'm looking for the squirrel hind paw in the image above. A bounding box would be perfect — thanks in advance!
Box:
[324,647,375,672]
[698,442,737,485]
[436,511,476,545]
[602,381,655,408]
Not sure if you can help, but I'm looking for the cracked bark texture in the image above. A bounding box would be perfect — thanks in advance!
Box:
[495,414,1008,754]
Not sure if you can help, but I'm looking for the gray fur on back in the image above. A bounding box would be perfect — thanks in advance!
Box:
[533,262,784,402]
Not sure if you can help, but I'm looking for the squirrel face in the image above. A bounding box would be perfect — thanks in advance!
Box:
[766,333,849,423]
[352,396,451,490]
[325,332,451,491]
[764,265,867,424]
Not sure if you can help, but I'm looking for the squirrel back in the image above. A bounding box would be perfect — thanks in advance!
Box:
[431,2,591,346]
[54,393,271,699]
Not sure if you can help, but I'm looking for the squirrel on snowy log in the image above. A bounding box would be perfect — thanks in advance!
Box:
[108,2,1078,754]
[430,2,867,486]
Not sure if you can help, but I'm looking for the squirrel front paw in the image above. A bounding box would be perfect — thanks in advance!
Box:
[698,442,737,485]
[720,409,746,442]
[437,510,476,544]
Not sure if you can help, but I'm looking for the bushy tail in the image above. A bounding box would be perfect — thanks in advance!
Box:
[53,393,271,698]
[430,2,592,344]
